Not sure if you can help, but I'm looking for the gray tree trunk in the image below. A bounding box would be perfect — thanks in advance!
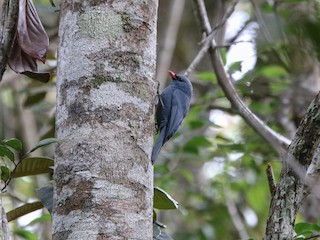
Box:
[0,0,18,80]
[53,1,158,239]
[265,93,320,239]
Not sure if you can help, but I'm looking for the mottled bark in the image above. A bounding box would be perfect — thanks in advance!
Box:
[265,93,320,239]
[0,0,19,81]
[53,1,157,239]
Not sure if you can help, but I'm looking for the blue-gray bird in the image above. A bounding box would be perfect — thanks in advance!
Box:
[151,70,193,164]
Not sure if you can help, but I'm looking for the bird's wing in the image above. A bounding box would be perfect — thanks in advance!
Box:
[164,89,190,143]
[156,89,172,130]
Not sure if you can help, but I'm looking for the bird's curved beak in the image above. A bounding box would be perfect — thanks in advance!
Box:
[168,70,177,80]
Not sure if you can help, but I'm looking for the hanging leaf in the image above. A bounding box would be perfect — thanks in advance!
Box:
[0,145,15,162]
[22,71,50,83]
[24,92,47,107]
[1,166,11,182]
[2,138,22,152]
[8,0,50,82]
[36,185,53,213]
[154,187,178,210]
[27,138,60,154]
[12,157,54,178]
[17,0,49,61]
[8,37,38,73]
[6,202,43,222]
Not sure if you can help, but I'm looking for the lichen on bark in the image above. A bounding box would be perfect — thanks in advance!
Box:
[53,1,158,239]
[265,92,320,239]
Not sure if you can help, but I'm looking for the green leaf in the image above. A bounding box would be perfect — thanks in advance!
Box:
[220,48,227,65]
[153,210,157,223]
[14,229,38,240]
[197,71,217,83]
[228,61,242,74]
[179,168,194,183]
[12,157,54,178]
[295,222,320,236]
[27,138,60,154]
[26,213,51,226]
[1,166,10,182]
[0,145,15,162]
[36,186,53,213]
[7,202,44,222]
[256,65,288,78]
[2,138,22,152]
[184,136,212,154]
[154,187,178,210]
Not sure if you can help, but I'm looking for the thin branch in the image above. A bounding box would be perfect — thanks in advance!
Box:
[249,0,272,43]
[0,0,19,81]
[205,104,235,114]
[185,0,239,76]
[224,187,249,240]
[226,19,252,46]
[266,163,276,196]
[250,0,291,71]
[192,0,291,155]
[200,0,239,46]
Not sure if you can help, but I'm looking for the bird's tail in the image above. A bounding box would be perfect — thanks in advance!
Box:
[151,127,166,164]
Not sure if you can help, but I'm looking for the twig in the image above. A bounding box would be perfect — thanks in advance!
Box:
[266,163,276,196]
[185,0,239,76]
[192,0,291,155]
[249,0,272,43]
[226,19,252,46]
[249,0,290,71]
[215,40,254,49]
[224,187,249,240]
[185,39,253,76]
[199,0,239,45]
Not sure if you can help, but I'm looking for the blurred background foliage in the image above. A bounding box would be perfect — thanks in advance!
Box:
[1,0,320,239]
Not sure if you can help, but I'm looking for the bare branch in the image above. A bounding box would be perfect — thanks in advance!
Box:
[226,19,252,46]
[185,0,239,76]
[266,163,276,196]
[224,187,249,240]
[192,0,291,155]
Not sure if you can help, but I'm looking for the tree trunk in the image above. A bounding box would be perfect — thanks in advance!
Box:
[53,1,158,239]
[0,0,19,81]
[265,93,320,239]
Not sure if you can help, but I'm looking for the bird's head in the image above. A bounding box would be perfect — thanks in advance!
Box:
[169,70,191,84]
